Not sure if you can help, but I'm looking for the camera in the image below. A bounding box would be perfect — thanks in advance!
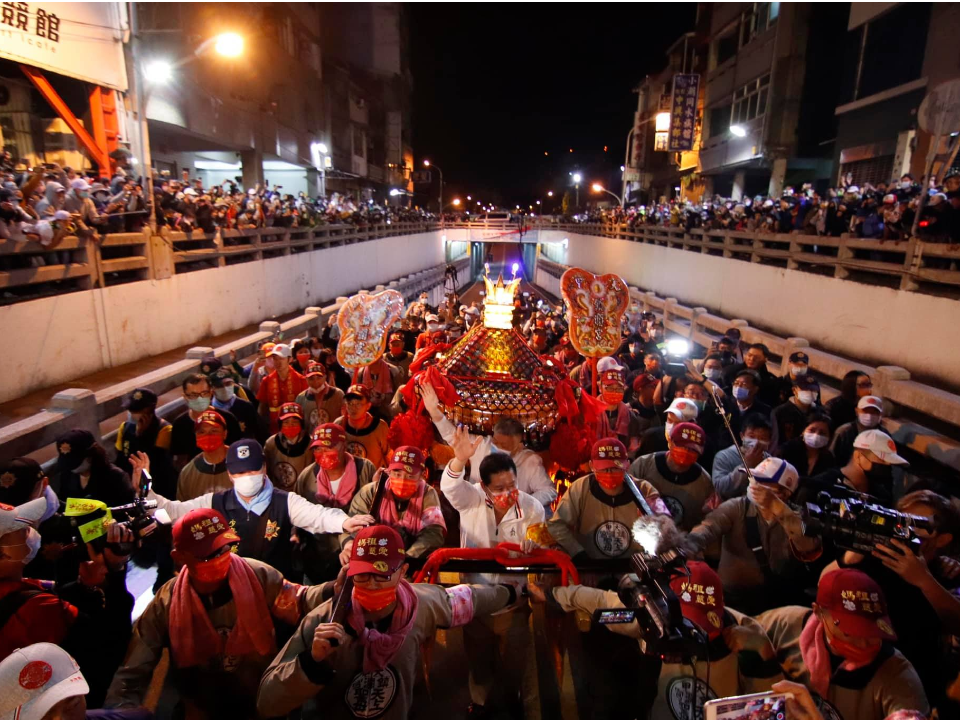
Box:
[662,338,692,378]
[801,490,933,555]
[592,515,708,663]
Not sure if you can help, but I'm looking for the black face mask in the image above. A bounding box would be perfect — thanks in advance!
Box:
[863,461,893,486]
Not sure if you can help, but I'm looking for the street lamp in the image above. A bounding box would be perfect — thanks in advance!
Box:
[730,125,747,137]
[423,159,444,214]
[572,173,582,212]
[453,198,461,206]
[591,183,622,205]
[466,195,471,200]
[214,32,244,58]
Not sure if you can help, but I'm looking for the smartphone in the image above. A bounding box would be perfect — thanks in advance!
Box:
[593,608,637,625]
[704,691,792,720]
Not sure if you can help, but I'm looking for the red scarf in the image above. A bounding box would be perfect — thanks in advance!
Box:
[314,454,358,510]
[798,613,874,698]
[361,358,394,402]
[607,402,630,438]
[378,478,446,536]
[348,579,419,673]
[168,554,275,669]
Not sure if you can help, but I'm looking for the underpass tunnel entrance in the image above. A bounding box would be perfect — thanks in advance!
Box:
[476,241,535,282]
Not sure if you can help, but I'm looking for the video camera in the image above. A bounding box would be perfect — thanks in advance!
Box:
[801,489,933,555]
[592,516,708,663]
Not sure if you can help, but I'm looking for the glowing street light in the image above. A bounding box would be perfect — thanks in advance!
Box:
[730,125,747,137]
[144,60,173,84]
[453,198,461,206]
[572,173,582,184]
[591,183,622,205]
[423,159,431,167]
[214,32,244,57]
[547,191,554,197]
[466,195,472,200]
[511,262,519,276]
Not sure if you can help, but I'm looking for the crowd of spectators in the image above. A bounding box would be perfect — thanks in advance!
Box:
[568,172,960,243]
[0,155,437,250]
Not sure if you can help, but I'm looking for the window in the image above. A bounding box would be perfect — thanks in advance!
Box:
[840,156,895,188]
[741,3,778,47]
[731,74,769,125]
[716,31,738,66]
[709,104,732,138]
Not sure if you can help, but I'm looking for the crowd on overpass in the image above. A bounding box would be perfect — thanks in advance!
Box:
[570,172,960,243]
[1,268,958,720]
[0,154,437,250]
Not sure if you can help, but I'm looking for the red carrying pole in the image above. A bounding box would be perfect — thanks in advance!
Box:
[591,357,599,397]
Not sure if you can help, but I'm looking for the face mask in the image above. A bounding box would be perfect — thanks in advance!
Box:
[191,551,233,584]
[281,425,301,440]
[310,348,322,358]
[297,353,310,365]
[704,367,722,381]
[664,421,676,441]
[427,323,439,332]
[353,584,397,612]
[858,412,881,428]
[316,450,340,470]
[797,390,817,406]
[595,469,625,490]
[802,429,828,448]
[601,390,624,405]
[265,358,276,371]
[390,476,420,500]
[187,396,211,413]
[733,386,751,402]
[488,488,519,511]
[689,399,705,412]
[669,447,699,467]
[901,181,911,190]
[215,386,236,403]
[74,458,91,475]
[0,528,41,565]
[741,437,769,452]
[233,472,264,497]
[196,434,224,453]
[790,365,807,377]
[41,485,59,522]
[825,632,881,665]
[862,459,893,485]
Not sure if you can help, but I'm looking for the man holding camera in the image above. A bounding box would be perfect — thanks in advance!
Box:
[530,559,784,720]
[804,429,906,507]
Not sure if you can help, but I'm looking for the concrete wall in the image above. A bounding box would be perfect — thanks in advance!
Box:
[539,230,960,389]
[2,231,448,403]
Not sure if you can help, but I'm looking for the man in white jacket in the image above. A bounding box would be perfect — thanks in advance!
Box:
[130,440,373,582]
[441,425,544,718]
[421,380,557,509]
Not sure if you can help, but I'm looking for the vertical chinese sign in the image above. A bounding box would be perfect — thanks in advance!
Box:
[667,74,699,153]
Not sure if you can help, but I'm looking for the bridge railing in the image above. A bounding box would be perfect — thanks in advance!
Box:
[536,256,960,474]
[0,222,439,305]
[543,222,960,298]
[0,255,470,464]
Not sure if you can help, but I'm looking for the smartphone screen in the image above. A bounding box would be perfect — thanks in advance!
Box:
[595,609,637,624]
[705,692,790,720]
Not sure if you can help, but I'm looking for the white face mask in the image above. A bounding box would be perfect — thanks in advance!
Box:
[233,472,264,497]
[803,432,829,449]
[741,437,769,452]
[858,412,881,428]
[704,367,722,381]
[214,386,235,402]
[664,421,676,440]
[310,348,322,358]
[0,527,41,565]
[790,365,807,377]
[42,485,59,523]
[265,358,276,371]
[427,323,439,332]
[797,390,817,406]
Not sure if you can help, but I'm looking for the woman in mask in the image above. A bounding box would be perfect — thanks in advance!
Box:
[776,411,836,478]
[263,403,312,491]
[291,340,313,376]
[56,429,135,509]
[825,371,873,432]
[338,446,446,566]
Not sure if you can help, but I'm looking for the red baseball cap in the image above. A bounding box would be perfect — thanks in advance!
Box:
[172,508,240,559]
[817,568,896,640]
[279,402,303,422]
[669,560,725,640]
[669,422,705,454]
[194,409,226,430]
[387,445,425,475]
[345,384,371,400]
[591,438,629,471]
[389,332,404,344]
[600,370,625,387]
[311,423,346,450]
[347,525,406,577]
[305,362,325,378]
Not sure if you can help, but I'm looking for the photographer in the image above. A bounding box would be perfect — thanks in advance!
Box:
[711,414,772,501]
[828,489,960,715]
[688,459,821,614]
[803,429,906,507]
[530,559,784,720]
[0,499,135,706]
[757,568,929,719]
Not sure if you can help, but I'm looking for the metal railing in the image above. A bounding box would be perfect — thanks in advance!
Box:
[0,255,471,463]
[0,222,439,305]
[536,256,960,475]
[543,222,960,298]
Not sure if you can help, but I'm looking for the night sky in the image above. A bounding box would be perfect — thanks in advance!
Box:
[408,4,697,212]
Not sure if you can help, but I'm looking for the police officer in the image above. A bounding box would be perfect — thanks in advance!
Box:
[114,388,174,497]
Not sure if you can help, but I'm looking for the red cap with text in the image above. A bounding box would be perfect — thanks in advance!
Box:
[305,361,325,378]
[669,422,705,454]
[600,369,625,387]
[669,560,726,640]
[387,445,425,475]
[194,409,226,430]
[591,438,629,471]
[279,402,303,422]
[347,524,406,577]
[310,423,346,449]
[817,568,896,640]
[172,508,241,559]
